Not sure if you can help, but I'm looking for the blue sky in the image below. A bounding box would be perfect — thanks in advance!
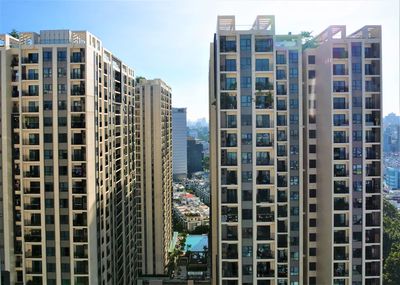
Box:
[1,0,398,120]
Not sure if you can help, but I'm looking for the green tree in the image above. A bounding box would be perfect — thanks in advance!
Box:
[9,29,19,39]
[383,198,400,284]
[300,31,317,50]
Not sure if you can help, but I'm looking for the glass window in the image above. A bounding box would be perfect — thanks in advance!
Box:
[57,67,66,78]
[241,76,251,88]
[225,59,236,71]
[276,54,286,64]
[255,38,273,52]
[351,43,362,57]
[255,59,270,71]
[240,36,251,51]
[241,95,252,107]
[43,51,52,61]
[240,57,251,70]
[289,51,298,63]
[57,51,67,61]
[242,152,252,164]
[308,55,315,64]
[352,80,362,90]
[44,150,53,159]
[43,67,52,78]
[289,67,298,77]
[241,133,252,145]
[352,63,361,74]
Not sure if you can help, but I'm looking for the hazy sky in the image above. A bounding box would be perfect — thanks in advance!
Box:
[1,0,398,120]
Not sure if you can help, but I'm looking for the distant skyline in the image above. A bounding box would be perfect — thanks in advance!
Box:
[1,0,398,120]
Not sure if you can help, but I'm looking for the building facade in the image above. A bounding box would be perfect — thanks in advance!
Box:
[209,16,303,285]
[135,79,173,276]
[210,16,383,285]
[0,30,137,284]
[172,107,188,180]
[303,25,382,285]
[187,137,204,177]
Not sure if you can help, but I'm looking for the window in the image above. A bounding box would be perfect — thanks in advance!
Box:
[45,198,53,208]
[309,262,316,271]
[57,67,66,78]
[241,133,252,145]
[353,164,362,175]
[58,100,67,110]
[309,174,316,183]
[46,231,55,240]
[255,59,270,71]
[353,113,362,124]
[59,166,68,176]
[353,130,362,141]
[59,182,68,192]
[352,80,362,90]
[60,215,69,224]
[352,63,361,74]
[44,134,52,143]
[46,215,54,224]
[309,248,316,256]
[309,189,316,198]
[240,36,251,51]
[43,117,52,127]
[255,38,273,52]
[47,247,55,256]
[308,55,315,64]
[47,263,56,273]
[353,96,362,107]
[60,199,68,208]
[224,59,236,72]
[59,133,67,143]
[309,130,316,138]
[276,54,286,64]
[289,51,298,63]
[241,95,252,107]
[58,117,67,127]
[240,57,251,70]
[242,209,252,219]
[308,70,316,79]
[353,147,362,158]
[58,84,66,93]
[242,171,252,183]
[43,67,52,78]
[241,115,252,126]
[309,233,317,241]
[44,150,53,159]
[57,51,67,61]
[242,152,252,164]
[309,159,316,168]
[43,51,52,61]
[309,145,316,153]
[289,67,298,77]
[289,83,298,94]
[241,76,251,88]
[351,43,362,57]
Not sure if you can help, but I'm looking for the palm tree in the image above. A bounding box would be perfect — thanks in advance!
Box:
[9,29,19,39]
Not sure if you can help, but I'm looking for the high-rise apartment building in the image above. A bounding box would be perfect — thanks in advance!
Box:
[209,16,303,285]
[187,137,204,176]
[135,78,173,276]
[210,16,383,285]
[0,30,137,285]
[172,107,188,180]
[303,25,382,285]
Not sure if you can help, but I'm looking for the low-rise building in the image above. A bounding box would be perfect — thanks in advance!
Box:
[173,192,209,232]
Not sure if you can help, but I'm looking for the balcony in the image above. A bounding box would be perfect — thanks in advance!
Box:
[333,86,349,93]
[74,245,88,258]
[366,179,380,194]
[365,80,380,92]
[221,170,237,185]
[220,39,236,53]
[72,164,86,178]
[366,96,380,109]
[257,226,273,241]
[256,190,273,203]
[366,196,380,210]
[366,212,380,227]
[277,101,287,111]
[334,198,349,211]
[277,250,287,262]
[221,80,237,91]
[365,112,380,126]
[221,188,238,204]
[365,44,380,58]
[256,79,273,91]
[334,133,349,144]
[366,229,380,243]
[255,94,273,109]
[366,246,380,260]
[366,163,380,177]
[72,133,86,145]
[22,90,38,97]
[23,120,39,129]
[257,263,274,277]
[221,206,238,223]
[71,84,85,96]
[221,152,237,166]
[366,147,380,159]
[277,192,287,203]
[333,248,349,260]
[365,63,380,75]
[73,213,87,227]
[256,134,273,147]
[222,225,237,240]
[334,231,349,244]
[334,182,349,194]
[24,232,42,242]
[222,244,238,259]
[334,166,348,177]
[256,171,270,185]
[22,73,39,80]
[21,55,39,64]
[71,115,86,128]
[256,157,272,166]
[73,228,88,242]
[71,52,85,63]
[365,262,380,276]
[332,48,348,59]
[257,207,274,222]
[73,182,86,194]
[24,168,40,178]
[220,94,237,109]
[257,245,273,259]
[222,262,238,278]
[221,132,237,147]
[366,129,380,143]
[334,263,349,277]
[24,215,41,226]
[334,214,349,227]
[333,101,349,110]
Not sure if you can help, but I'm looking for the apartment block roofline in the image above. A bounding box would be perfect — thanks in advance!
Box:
[217,15,275,33]
[313,25,382,45]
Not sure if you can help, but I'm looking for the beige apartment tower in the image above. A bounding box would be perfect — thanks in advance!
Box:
[210,16,383,285]
[135,78,173,276]
[303,26,382,285]
[210,16,304,285]
[0,30,137,285]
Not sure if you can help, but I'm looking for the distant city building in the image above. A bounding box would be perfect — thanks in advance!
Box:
[135,78,173,276]
[173,192,209,232]
[385,167,400,189]
[383,113,400,153]
[0,30,137,284]
[172,107,188,180]
[185,178,210,205]
[187,137,204,176]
